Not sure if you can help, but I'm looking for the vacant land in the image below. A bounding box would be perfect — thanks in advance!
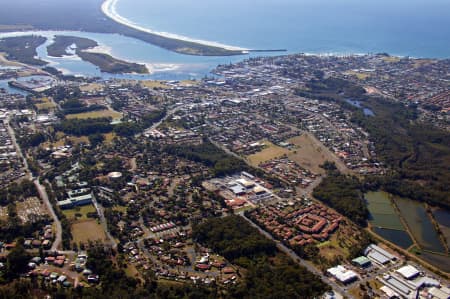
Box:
[62,204,96,221]
[41,134,89,149]
[345,70,371,80]
[287,133,349,174]
[65,109,122,120]
[381,56,401,63]
[79,83,104,92]
[179,80,200,87]
[112,205,128,213]
[316,222,368,268]
[103,132,116,143]
[72,219,107,244]
[246,134,349,174]
[140,80,170,89]
[247,140,290,166]
[34,97,56,111]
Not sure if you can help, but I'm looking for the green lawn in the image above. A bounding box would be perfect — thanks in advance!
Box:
[63,204,97,221]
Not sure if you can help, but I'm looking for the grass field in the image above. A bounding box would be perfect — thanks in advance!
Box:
[179,80,199,86]
[413,59,432,68]
[125,264,141,280]
[345,70,371,80]
[72,219,107,244]
[318,233,348,262]
[382,56,401,63]
[286,133,337,174]
[66,109,122,120]
[112,205,128,213]
[246,133,348,174]
[0,206,8,221]
[103,132,116,143]
[34,97,56,111]
[247,140,290,166]
[140,80,170,89]
[317,222,365,265]
[41,135,89,149]
[79,83,104,92]
[63,204,96,221]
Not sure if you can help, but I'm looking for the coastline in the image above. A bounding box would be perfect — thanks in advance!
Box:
[101,0,247,53]
[83,44,181,74]
[0,31,211,77]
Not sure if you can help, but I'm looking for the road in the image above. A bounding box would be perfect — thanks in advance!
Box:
[136,105,183,138]
[297,176,323,199]
[91,194,117,250]
[34,179,62,252]
[239,213,354,299]
[6,115,31,179]
[7,114,65,252]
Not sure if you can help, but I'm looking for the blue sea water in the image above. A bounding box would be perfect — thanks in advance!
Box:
[115,0,450,58]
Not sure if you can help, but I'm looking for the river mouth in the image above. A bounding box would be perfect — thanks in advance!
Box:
[0,31,248,80]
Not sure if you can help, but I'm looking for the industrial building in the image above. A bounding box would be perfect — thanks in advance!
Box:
[352,256,372,268]
[58,193,93,209]
[326,265,358,284]
[380,273,418,298]
[396,265,420,280]
[379,265,443,299]
[364,244,397,265]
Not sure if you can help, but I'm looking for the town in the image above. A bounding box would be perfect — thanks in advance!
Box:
[0,47,449,299]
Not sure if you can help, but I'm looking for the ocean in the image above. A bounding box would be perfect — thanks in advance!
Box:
[115,0,450,58]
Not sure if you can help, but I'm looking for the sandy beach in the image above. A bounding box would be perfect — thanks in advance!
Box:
[101,0,247,52]
[82,43,182,74]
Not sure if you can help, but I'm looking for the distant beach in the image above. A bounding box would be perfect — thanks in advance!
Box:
[101,0,247,52]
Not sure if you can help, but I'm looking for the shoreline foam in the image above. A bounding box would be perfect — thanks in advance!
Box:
[101,0,247,52]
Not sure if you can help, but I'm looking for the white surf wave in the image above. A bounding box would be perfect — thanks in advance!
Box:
[101,0,247,52]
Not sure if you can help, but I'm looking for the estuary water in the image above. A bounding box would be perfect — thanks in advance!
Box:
[0,31,246,80]
[1,0,450,79]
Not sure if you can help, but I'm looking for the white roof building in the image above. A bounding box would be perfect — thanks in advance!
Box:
[327,265,358,284]
[236,178,255,188]
[396,265,420,280]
